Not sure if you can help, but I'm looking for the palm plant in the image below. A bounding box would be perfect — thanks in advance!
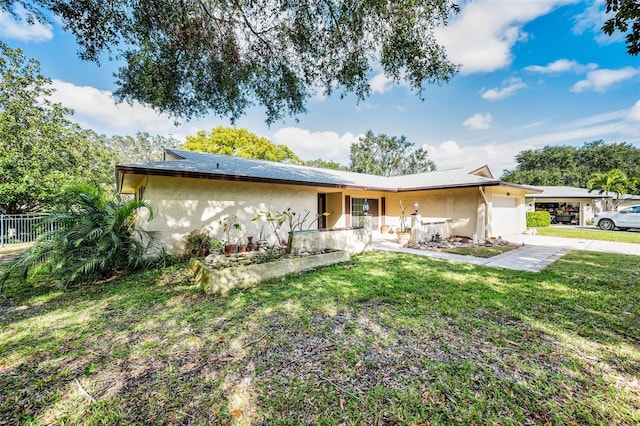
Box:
[3,184,164,287]
[587,169,632,211]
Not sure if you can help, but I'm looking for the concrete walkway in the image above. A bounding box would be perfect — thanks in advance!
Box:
[371,233,638,272]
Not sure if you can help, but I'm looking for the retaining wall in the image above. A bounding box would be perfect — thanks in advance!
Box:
[191,250,352,295]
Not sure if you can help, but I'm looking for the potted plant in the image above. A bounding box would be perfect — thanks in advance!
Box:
[220,215,242,254]
[397,201,411,246]
[184,229,212,257]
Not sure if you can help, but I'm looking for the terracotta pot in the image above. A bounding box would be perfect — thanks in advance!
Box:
[199,247,209,257]
[224,244,237,254]
[246,236,254,252]
[238,245,247,253]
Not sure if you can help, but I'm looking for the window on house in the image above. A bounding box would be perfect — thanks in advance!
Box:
[351,198,379,228]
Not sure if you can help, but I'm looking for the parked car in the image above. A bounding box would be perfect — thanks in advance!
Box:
[594,204,640,231]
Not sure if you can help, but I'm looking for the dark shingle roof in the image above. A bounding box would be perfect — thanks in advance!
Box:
[117,149,525,192]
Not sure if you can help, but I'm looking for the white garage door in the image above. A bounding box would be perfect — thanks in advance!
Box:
[492,196,517,238]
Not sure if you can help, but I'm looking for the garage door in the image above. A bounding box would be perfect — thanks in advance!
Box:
[491,196,517,238]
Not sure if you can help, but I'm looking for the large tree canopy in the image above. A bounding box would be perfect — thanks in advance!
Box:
[0,0,459,123]
[501,141,640,188]
[0,42,117,213]
[182,126,302,163]
[349,131,436,177]
[603,0,640,55]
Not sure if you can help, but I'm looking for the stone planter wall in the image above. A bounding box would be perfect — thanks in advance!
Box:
[191,250,352,295]
[289,227,371,254]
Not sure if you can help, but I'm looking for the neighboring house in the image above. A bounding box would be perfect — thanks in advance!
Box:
[525,186,640,225]
[117,149,539,254]
[525,186,610,225]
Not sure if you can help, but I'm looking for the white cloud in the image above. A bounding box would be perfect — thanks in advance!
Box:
[622,100,640,136]
[573,0,606,34]
[370,73,394,94]
[435,0,575,74]
[571,67,639,93]
[423,107,636,173]
[49,80,192,136]
[525,58,598,74]
[481,78,526,100]
[0,5,53,42]
[627,100,640,123]
[572,0,623,45]
[463,112,493,130]
[271,127,361,164]
[423,140,515,172]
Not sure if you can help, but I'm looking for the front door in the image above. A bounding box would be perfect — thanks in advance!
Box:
[317,194,327,229]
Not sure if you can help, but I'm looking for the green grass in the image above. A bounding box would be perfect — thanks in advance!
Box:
[439,245,515,258]
[534,226,640,243]
[1,251,639,425]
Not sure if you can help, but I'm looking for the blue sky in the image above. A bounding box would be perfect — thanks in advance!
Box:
[1,0,639,175]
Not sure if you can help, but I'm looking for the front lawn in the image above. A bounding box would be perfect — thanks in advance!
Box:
[1,251,639,425]
[535,226,640,243]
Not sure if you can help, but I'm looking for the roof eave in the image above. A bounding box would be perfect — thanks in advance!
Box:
[116,166,392,192]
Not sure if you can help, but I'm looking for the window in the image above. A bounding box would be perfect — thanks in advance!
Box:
[351,198,379,228]
[351,198,366,228]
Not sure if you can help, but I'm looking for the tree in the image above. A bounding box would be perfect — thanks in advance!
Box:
[0,0,459,123]
[349,131,436,177]
[587,169,633,210]
[603,0,640,55]
[501,141,640,188]
[107,132,182,163]
[305,159,350,171]
[182,126,302,163]
[2,184,163,287]
[0,42,118,213]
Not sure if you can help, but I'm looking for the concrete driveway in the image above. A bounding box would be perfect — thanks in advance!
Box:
[504,233,640,256]
[372,232,639,272]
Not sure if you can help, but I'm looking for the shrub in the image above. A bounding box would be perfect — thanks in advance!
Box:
[527,211,551,227]
[184,229,212,255]
[2,184,164,287]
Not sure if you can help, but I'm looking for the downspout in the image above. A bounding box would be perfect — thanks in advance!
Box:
[478,186,491,240]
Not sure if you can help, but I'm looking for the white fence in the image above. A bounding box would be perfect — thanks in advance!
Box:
[0,214,55,248]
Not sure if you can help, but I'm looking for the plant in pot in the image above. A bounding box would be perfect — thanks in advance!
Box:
[252,210,285,248]
[220,215,242,254]
[184,229,212,257]
[397,201,411,246]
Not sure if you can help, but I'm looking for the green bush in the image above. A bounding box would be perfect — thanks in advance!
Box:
[2,184,165,287]
[527,211,551,227]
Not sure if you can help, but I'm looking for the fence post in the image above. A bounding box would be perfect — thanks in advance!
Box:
[1,214,4,248]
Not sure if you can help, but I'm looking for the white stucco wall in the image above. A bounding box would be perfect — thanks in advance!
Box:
[138,176,317,254]
[382,188,480,237]
[133,173,528,252]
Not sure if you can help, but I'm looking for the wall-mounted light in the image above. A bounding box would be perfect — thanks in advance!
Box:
[413,201,420,214]
[363,199,370,215]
